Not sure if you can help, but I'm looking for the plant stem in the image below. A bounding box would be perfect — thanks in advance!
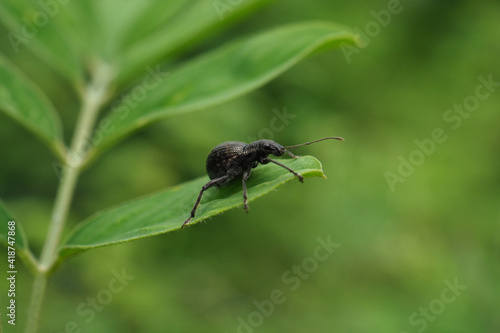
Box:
[38,158,80,271]
[19,249,40,275]
[24,274,47,332]
[25,62,113,333]
[40,63,113,270]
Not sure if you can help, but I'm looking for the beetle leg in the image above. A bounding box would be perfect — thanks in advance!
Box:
[284,149,299,159]
[182,175,231,228]
[262,158,304,183]
[242,167,252,213]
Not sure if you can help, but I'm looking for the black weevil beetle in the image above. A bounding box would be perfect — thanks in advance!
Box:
[182,137,344,228]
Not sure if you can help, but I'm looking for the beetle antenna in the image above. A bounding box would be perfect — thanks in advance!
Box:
[285,137,344,149]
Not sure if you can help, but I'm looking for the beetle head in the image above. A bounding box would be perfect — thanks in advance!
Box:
[254,140,285,157]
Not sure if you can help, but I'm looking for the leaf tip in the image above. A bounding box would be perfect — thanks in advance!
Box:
[353,34,367,48]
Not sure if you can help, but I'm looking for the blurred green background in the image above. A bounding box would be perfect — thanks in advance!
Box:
[1,0,499,332]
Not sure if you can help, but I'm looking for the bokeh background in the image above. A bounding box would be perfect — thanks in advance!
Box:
[1,0,499,332]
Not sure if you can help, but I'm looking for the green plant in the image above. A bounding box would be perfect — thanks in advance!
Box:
[0,1,359,332]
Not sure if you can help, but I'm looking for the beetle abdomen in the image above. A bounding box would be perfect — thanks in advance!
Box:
[206,141,247,179]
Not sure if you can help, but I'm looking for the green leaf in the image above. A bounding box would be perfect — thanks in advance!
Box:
[0,0,272,87]
[0,0,86,84]
[0,55,65,157]
[0,199,28,251]
[94,21,359,152]
[60,156,326,258]
[116,0,273,84]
